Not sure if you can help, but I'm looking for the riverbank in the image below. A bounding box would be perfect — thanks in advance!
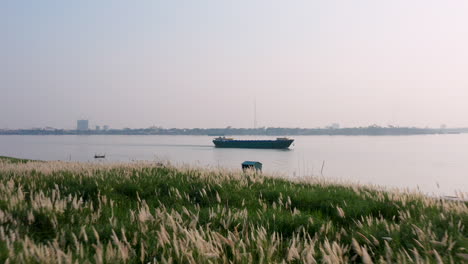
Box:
[0,126,452,136]
[0,156,37,164]
[0,157,466,263]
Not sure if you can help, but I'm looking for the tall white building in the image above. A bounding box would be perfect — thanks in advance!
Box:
[77,120,89,131]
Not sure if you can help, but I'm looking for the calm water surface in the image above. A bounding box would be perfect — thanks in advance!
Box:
[0,135,467,195]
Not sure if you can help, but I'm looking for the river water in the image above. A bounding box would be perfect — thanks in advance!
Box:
[0,135,467,196]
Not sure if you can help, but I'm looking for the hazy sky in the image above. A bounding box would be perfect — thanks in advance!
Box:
[2,1,468,129]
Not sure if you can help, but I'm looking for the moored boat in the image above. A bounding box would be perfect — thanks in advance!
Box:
[213,137,294,149]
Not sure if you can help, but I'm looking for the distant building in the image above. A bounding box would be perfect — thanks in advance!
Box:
[331,123,340,129]
[103,125,109,131]
[95,125,101,131]
[326,123,340,129]
[77,120,89,131]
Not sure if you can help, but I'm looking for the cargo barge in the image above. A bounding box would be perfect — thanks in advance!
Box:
[213,137,294,149]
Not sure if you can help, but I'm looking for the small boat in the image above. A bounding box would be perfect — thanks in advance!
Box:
[213,137,294,149]
[94,154,105,159]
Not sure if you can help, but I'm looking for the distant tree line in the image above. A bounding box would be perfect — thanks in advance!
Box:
[0,125,458,136]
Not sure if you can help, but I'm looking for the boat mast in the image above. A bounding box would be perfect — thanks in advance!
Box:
[254,98,257,130]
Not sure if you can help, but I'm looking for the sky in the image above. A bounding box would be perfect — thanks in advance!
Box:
[2,0,468,129]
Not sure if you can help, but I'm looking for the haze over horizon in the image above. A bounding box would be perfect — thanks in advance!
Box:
[3,1,468,130]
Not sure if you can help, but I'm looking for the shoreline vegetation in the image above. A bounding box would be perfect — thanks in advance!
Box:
[0,157,467,263]
[0,125,466,136]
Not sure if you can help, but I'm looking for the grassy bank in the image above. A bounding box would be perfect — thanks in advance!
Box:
[0,156,35,164]
[0,158,466,263]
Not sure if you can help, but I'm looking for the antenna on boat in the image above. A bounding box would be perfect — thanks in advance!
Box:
[254,97,257,130]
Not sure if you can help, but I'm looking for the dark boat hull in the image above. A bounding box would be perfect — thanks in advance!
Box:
[213,139,294,149]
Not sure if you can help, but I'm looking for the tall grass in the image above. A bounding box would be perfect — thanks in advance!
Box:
[0,156,35,164]
[0,158,466,263]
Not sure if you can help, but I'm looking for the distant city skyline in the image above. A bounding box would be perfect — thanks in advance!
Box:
[1,124,462,137]
[3,1,468,129]
[0,120,460,130]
